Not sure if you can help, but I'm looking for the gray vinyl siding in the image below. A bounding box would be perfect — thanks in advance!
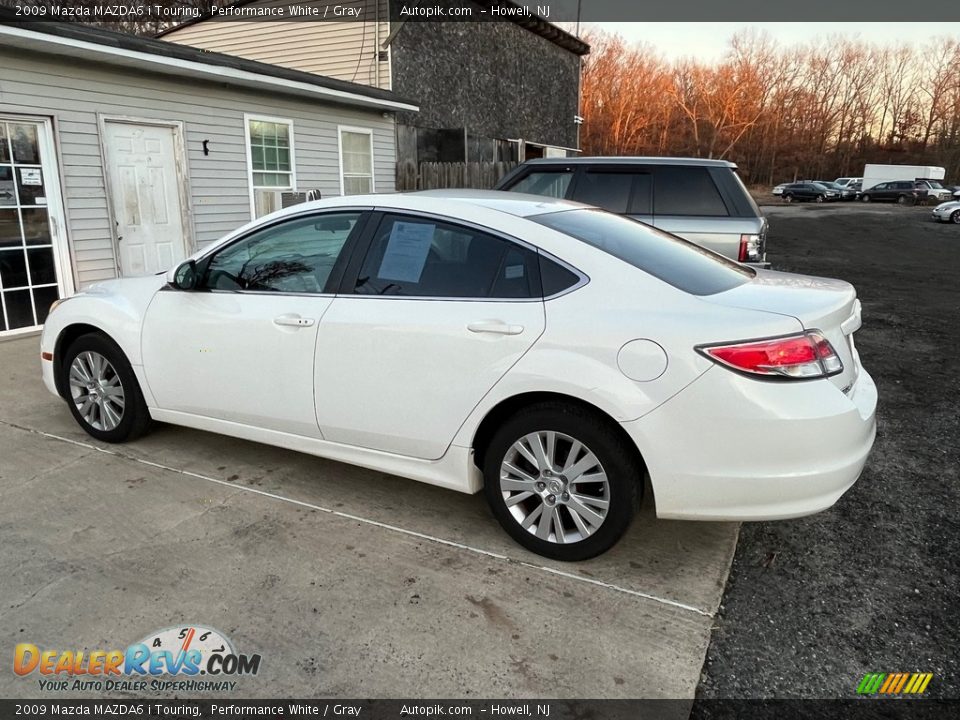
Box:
[0,47,396,289]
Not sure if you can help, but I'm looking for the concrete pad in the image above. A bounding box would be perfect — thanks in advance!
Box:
[0,336,737,698]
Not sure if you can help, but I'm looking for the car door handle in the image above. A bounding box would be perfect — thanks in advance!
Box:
[467,321,524,335]
[273,314,315,328]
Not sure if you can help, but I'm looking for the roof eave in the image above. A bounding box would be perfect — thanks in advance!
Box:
[0,24,419,113]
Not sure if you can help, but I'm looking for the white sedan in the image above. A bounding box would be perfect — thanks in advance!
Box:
[931,200,960,223]
[40,192,877,561]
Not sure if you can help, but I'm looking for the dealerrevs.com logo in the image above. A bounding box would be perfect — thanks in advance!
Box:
[14,625,261,692]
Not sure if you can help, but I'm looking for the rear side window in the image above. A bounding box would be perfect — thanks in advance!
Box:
[571,171,651,214]
[539,254,581,297]
[354,215,539,299]
[533,209,752,296]
[507,170,573,199]
[654,166,729,216]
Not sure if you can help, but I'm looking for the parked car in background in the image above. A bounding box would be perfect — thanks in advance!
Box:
[781,182,839,203]
[862,165,945,197]
[495,157,768,264]
[772,183,788,196]
[834,177,862,189]
[914,180,953,203]
[858,181,921,204]
[816,181,856,200]
[39,191,877,560]
[931,199,960,223]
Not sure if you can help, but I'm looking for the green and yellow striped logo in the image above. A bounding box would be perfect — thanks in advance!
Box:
[857,672,933,694]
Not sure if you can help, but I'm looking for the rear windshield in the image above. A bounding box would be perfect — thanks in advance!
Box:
[532,209,753,296]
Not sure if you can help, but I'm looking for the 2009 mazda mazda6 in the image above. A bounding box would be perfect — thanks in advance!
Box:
[41,191,877,560]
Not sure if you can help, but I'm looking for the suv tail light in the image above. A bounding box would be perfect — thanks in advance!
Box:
[738,234,762,263]
[697,331,843,379]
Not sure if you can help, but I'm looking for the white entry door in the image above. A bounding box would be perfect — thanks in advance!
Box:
[103,121,188,277]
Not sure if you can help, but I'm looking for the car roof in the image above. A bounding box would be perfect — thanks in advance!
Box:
[518,156,738,169]
[252,190,589,223]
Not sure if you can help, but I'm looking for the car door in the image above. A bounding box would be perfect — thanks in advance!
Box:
[141,210,368,437]
[314,211,546,460]
[870,182,890,200]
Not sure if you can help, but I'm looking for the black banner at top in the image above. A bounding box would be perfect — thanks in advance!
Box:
[2,0,960,23]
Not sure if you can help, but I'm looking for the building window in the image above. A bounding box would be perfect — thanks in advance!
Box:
[246,115,295,190]
[245,115,296,219]
[338,126,374,195]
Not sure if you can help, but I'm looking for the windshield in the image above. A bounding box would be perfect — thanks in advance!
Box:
[928,181,944,189]
[532,209,753,296]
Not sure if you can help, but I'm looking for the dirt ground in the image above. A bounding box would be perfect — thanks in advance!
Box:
[694,203,960,700]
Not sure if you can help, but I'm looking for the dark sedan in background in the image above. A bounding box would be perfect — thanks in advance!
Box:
[781,182,840,203]
[858,181,922,204]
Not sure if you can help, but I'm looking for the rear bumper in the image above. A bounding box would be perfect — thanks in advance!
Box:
[623,366,877,521]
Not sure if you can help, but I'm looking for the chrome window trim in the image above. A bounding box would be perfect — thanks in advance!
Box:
[348,207,590,302]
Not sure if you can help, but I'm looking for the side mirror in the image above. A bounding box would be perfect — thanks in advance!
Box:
[171,260,198,291]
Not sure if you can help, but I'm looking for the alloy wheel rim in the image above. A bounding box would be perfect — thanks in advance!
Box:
[69,351,125,431]
[499,431,610,544]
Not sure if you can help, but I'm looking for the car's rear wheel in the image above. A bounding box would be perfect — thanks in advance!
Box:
[952,210,960,224]
[62,333,151,443]
[861,194,871,202]
[897,194,910,205]
[482,402,642,561]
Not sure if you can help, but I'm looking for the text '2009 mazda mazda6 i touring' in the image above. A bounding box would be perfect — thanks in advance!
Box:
[40,191,877,560]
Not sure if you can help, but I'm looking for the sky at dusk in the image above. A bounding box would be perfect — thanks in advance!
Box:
[567,22,960,61]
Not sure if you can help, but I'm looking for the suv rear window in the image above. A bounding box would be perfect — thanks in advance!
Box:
[654,166,729,216]
[532,209,753,296]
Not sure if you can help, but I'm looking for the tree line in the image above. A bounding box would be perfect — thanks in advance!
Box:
[579,30,960,185]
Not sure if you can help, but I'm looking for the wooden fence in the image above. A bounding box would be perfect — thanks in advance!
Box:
[396,161,518,191]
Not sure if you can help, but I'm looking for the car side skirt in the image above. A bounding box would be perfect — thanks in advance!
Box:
[148,408,483,494]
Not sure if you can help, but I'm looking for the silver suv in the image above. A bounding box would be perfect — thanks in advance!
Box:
[495,157,768,265]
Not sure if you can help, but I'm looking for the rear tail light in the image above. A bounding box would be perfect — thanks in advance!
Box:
[738,234,762,263]
[697,331,843,379]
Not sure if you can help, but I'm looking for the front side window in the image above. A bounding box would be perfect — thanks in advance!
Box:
[202,212,362,293]
[354,215,538,298]
[247,117,293,189]
[339,128,374,195]
[533,208,752,296]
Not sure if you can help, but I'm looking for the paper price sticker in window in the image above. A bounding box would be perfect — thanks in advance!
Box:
[378,221,435,284]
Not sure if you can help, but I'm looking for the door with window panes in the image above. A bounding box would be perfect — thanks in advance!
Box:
[0,119,68,336]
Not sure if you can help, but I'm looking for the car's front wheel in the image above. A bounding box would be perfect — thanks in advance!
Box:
[62,333,151,443]
[815,194,825,203]
[483,403,642,561]
[783,194,794,203]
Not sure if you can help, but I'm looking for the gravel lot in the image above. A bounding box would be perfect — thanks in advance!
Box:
[695,204,960,700]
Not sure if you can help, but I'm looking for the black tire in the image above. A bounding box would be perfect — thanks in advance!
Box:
[482,402,642,561]
[861,194,871,203]
[61,332,151,443]
[815,194,825,203]
[897,194,909,205]
[783,194,793,203]
[952,210,960,224]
